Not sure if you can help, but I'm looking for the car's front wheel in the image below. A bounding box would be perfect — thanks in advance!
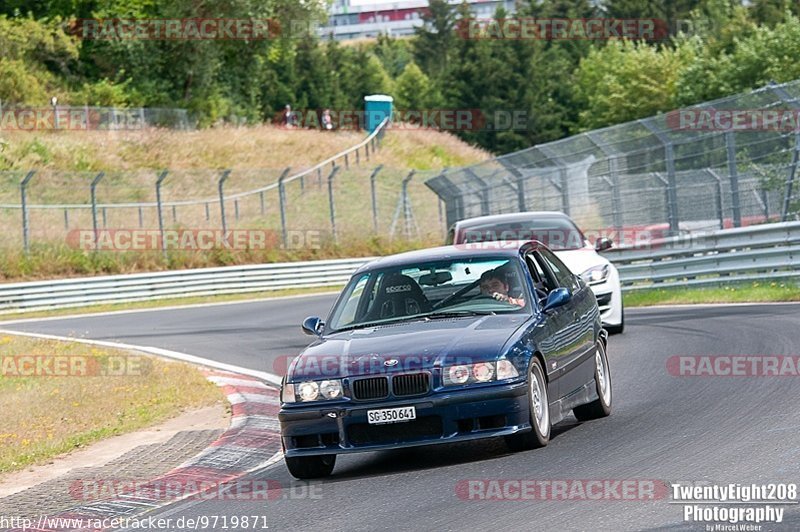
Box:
[573,341,612,421]
[505,357,550,451]
[285,454,336,479]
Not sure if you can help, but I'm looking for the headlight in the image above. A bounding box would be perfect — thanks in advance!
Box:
[496,360,519,380]
[447,365,470,385]
[443,360,519,386]
[281,382,296,403]
[581,264,610,285]
[473,363,494,382]
[284,379,345,402]
[298,381,320,401]
[319,379,343,399]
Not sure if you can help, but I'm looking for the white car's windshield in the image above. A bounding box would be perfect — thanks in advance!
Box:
[328,257,530,331]
[457,217,587,250]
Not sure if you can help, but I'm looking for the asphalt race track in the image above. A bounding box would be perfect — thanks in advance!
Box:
[3,298,800,531]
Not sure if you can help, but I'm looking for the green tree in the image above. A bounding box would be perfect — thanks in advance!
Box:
[372,34,412,78]
[413,0,456,80]
[574,39,695,130]
[394,62,432,111]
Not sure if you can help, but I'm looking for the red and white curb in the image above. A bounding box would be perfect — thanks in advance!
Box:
[13,371,283,532]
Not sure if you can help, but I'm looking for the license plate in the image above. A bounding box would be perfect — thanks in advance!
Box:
[367,406,416,425]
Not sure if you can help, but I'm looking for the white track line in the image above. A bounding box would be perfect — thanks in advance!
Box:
[0,329,283,387]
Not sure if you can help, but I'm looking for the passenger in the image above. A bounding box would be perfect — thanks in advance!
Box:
[479,270,525,307]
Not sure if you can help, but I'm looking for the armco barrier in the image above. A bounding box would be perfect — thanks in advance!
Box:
[609,221,800,290]
[0,222,798,314]
[0,258,373,314]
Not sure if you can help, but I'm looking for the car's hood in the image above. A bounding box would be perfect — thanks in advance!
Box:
[289,314,530,381]
[554,247,611,275]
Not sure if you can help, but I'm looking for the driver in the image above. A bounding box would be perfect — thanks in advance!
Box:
[479,270,525,307]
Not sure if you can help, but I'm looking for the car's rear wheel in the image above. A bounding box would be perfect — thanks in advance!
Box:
[505,358,550,451]
[573,341,612,421]
[285,454,336,479]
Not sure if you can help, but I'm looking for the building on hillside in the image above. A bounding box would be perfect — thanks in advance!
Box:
[319,0,516,41]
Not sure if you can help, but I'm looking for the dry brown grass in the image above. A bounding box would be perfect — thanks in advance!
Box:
[0,126,368,171]
[0,126,488,172]
[0,125,488,281]
[0,334,221,474]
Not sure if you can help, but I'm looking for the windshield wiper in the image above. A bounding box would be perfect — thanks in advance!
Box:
[423,309,496,319]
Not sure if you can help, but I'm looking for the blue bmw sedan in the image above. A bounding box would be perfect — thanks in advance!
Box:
[279,241,612,479]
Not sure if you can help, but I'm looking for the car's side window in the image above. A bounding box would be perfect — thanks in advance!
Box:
[538,248,579,291]
[525,253,554,298]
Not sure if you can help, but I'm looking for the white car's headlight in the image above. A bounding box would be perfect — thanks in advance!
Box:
[283,379,344,402]
[443,360,519,386]
[581,264,610,285]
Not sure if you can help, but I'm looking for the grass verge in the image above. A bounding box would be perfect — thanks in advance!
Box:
[624,280,800,307]
[0,335,221,474]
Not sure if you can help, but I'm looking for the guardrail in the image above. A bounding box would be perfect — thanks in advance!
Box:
[608,221,800,290]
[0,222,798,314]
[0,258,372,314]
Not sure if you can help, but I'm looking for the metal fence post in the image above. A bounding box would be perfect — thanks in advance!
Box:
[559,168,570,215]
[706,169,725,229]
[155,170,169,261]
[725,131,742,228]
[327,166,341,244]
[205,203,210,221]
[783,133,799,221]
[664,143,679,235]
[20,170,36,255]
[369,165,384,233]
[465,169,490,216]
[171,205,176,223]
[498,162,527,211]
[402,170,416,240]
[138,206,144,228]
[768,83,800,221]
[608,158,624,233]
[640,120,679,234]
[63,209,69,229]
[652,172,672,229]
[218,169,231,234]
[90,171,104,250]
[278,173,288,248]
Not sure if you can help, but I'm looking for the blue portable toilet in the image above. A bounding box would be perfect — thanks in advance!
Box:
[364,94,393,133]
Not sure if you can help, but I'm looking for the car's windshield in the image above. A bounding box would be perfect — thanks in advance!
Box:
[328,257,530,331]
[457,217,587,250]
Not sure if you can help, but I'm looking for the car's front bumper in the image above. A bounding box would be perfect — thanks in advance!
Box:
[279,381,529,457]
[588,267,623,326]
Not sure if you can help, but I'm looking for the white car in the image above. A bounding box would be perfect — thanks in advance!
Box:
[447,211,624,333]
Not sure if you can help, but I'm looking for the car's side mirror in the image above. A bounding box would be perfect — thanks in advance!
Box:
[301,316,324,336]
[595,237,613,252]
[542,288,571,313]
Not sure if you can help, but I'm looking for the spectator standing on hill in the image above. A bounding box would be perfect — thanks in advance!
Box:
[321,108,333,130]
[281,104,295,128]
